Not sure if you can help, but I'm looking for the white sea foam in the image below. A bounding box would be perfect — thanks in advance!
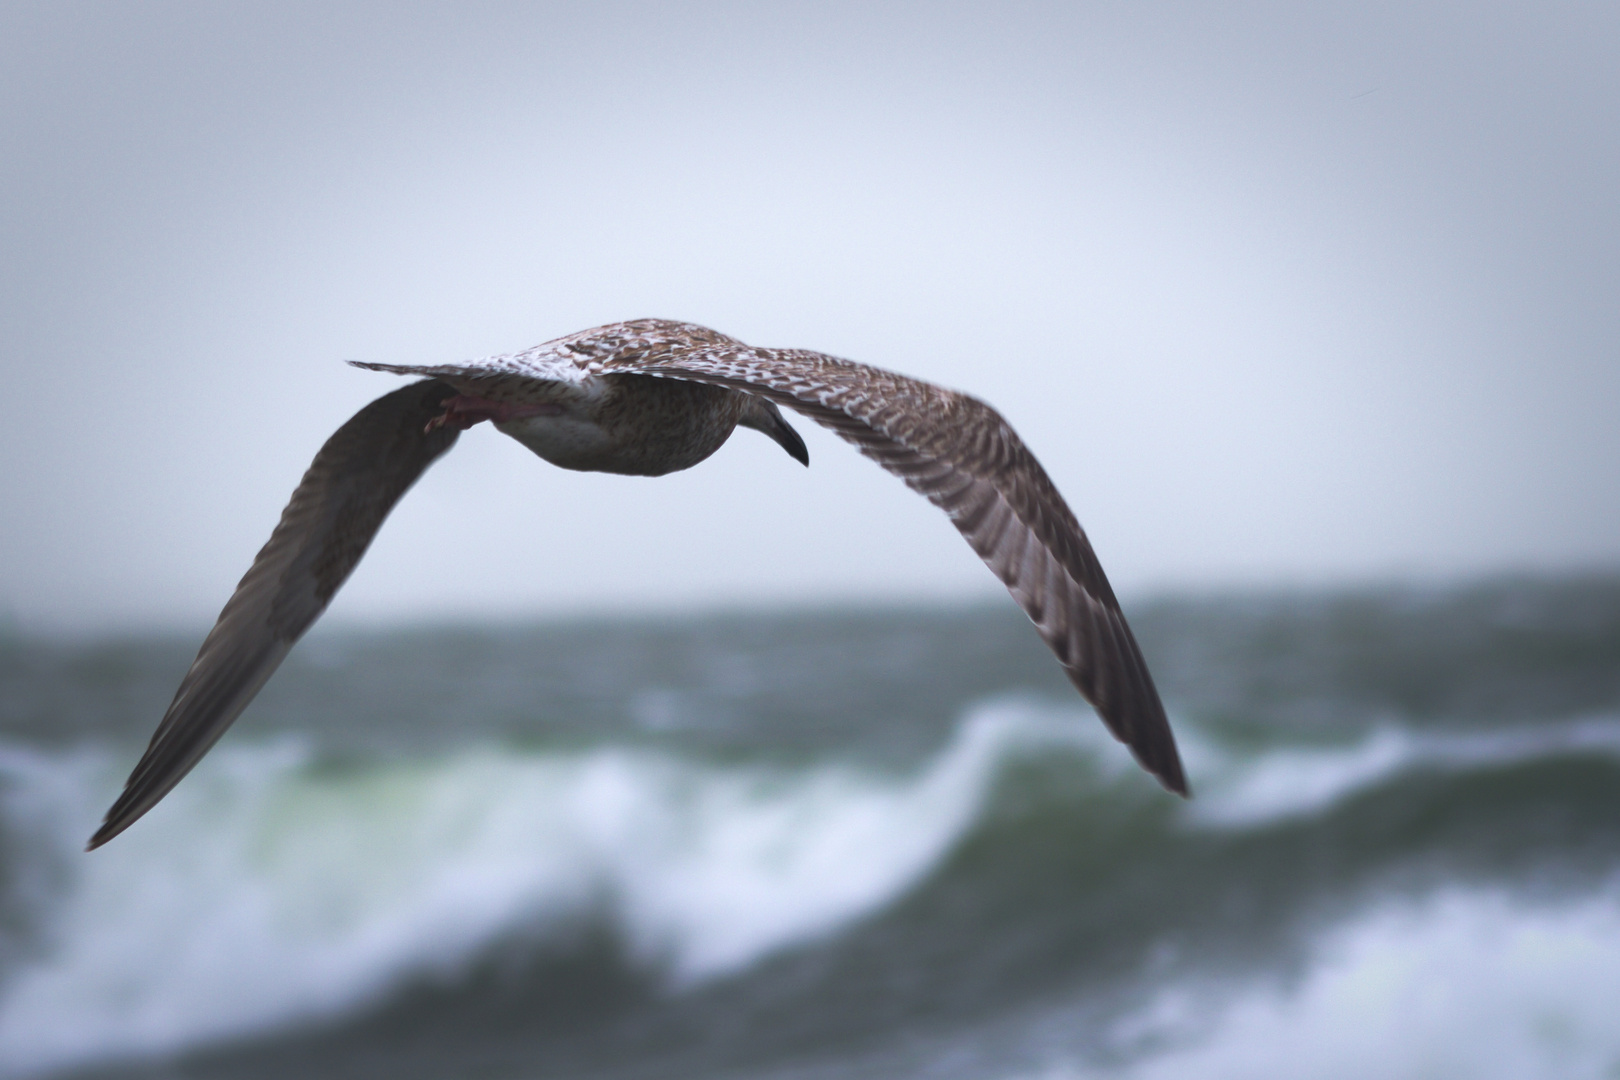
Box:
[9,702,1612,1078]
[0,699,1096,1077]
[1012,886,1620,1080]
[1183,713,1620,828]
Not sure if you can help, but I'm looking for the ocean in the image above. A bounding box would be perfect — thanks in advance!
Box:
[2,575,1618,1079]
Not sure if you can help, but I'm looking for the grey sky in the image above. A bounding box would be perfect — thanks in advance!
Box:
[3,1,1617,632]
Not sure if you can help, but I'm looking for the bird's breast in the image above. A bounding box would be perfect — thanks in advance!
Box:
[496,413,622,472]
[496,375,742,476]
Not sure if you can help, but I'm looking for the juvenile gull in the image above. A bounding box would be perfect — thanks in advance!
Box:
[88,319,1187,849]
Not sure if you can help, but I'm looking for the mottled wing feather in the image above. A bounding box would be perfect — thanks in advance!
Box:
[88,379,462,849]
[620,344,1188,795]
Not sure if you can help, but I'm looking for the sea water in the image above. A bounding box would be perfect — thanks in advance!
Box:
[1,576,1618,1079]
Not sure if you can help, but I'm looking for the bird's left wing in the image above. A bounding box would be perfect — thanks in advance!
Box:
[88,378,462,849]
[608,342,1188,796]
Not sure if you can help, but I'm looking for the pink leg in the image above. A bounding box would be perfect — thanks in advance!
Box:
[425,394,563,432]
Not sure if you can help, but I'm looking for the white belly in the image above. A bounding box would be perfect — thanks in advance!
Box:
[496,414,619,472]
[491,375,739,476]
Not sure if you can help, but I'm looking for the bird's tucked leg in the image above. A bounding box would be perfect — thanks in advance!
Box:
[425,394,562,432]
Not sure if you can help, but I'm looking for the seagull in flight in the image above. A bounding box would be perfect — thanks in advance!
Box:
[89,319,1187,849]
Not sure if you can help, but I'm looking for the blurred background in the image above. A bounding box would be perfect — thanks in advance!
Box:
[2,2,1618,1078]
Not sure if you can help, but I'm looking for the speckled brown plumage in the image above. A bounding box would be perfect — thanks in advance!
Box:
[89,319,1185,850]
[89,378,463,849]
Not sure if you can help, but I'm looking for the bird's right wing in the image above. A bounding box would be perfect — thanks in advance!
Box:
[88,378,462,849]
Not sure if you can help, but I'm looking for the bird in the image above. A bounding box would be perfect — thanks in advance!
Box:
[88,319,1187,849]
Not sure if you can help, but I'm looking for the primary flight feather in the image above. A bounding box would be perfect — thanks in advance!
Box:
[89,319,1186,849]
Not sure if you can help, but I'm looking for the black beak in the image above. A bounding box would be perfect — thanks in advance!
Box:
[742,398,810,466]
[771,411,810,467]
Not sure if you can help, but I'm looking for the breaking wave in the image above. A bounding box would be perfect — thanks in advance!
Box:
[0,700,1100,1076]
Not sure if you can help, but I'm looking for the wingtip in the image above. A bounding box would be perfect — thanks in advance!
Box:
[85,817,121,852]
[86,794,144,849]
[1135,743,1190,799]
[1164,766,1192,799]
[1147,730,1191,799]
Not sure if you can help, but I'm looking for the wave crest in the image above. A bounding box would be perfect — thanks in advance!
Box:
[0,699,1100,1076]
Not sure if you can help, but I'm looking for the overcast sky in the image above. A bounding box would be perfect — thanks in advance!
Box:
[2,1,1617,633]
